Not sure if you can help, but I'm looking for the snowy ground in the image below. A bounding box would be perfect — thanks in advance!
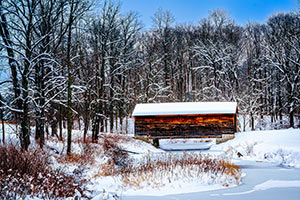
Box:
[212,128,300,168]
[1,124,300,199]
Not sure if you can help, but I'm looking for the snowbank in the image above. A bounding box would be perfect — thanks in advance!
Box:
[212,128,300,168]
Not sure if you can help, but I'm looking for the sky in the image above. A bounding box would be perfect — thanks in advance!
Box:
[119,0,298,29]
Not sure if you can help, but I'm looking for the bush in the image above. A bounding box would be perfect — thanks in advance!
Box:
[120,152,241,189]
[0,144,88,199]
[0,143,48,176]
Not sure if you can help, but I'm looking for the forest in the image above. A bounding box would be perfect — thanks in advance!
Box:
[0,0,299,154]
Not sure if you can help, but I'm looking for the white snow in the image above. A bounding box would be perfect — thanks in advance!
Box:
[132,102,237,116]
[222,180,300,196]
[254,180,300,190]
[212,128,300,167]
[123,180,225,196]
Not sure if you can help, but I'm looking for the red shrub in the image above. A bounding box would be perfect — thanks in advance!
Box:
[0,144,89,199]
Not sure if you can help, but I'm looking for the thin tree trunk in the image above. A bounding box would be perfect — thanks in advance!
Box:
[115,112,118,132]
[243,115,246,132]
[92,116,100,142]
[78,116,81,131]
[46,123,49,139]
[110,112,114,133]
[100,118,104,133]
[104,119,108,132]
[59,106,63,140]
[21,39,32,150]
[51,118,58,138]
[250,112,254,131]
[0,94,5,144]
[66,1,75,155]
[119,111,123,133]
[1,118,4,144]
[289,109,294,128]
[125,116,128,134]
[83,117,89,142]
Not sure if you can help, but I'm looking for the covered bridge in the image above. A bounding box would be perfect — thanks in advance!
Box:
[132,102,238,143]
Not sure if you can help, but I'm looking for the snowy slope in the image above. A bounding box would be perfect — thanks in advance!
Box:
[212,128,300,167]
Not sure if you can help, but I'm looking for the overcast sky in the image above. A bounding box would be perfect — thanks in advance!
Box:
[118,0,298,29]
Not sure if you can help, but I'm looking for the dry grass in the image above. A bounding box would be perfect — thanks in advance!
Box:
[56,152,94,165]
[96,150,241,189]
[120,152,241,189]
[55,142,97,165]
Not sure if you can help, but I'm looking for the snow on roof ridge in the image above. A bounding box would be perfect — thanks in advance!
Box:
[132,101,237,116]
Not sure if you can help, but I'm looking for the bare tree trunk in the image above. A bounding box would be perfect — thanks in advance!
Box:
[46,123,49,140]
[289,109,294,128]
[92,115,100,142]
[66,1,75,155]
[287,81,295,128]
[34,18,48,148]
[250,112,254,131]
[1,118,4,144]
[110,115,114,133]
[115,112,118,132]
[125,116,128,134]
[100,118,104,133]
[21,21,32,150]
[51,117,58,138]
[78,115,81,131]
[58,106,63,140]
[119,111,123,133]
[104,119,108,132]
[243,115,246,132]
[109,82,114,133]
[67,65,73,155]
[0,94,5,144]
[83,117,89,142]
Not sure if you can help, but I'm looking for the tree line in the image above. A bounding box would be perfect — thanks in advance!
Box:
[0,0,299,153]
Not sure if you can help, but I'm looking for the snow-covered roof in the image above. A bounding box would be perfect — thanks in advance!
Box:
[132,102,237,116]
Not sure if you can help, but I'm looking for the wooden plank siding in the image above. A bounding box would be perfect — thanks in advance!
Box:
[134,114,237,139]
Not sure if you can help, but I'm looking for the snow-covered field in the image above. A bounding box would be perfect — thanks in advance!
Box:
[0,124,300,199]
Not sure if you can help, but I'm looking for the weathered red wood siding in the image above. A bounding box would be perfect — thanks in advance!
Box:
[134,114,236,139]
